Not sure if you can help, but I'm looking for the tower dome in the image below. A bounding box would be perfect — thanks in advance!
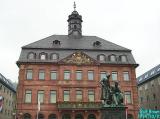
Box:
[67,2,83,38]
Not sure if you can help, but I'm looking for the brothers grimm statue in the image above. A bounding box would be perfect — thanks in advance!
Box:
[100,74,124,106]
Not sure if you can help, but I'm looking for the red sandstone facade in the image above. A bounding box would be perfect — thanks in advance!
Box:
[16,4,139,119]
[17,64,138,119]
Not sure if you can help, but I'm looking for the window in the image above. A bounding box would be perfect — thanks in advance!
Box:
[0,85,2,90]
[64,90,70,101]
[25,90,32,103]
[110,55,116,62]
[24,113,31,119]
[139,87,142,91]
[121,55,127,62]
[50,91,56,103]
[99,55,105,61]
[147,95,149,102]
[4,87,5,93]
[53,40,60,45]
[38,91,44,103]
[100,71,106,80]
[123,71,130,81]
[76,90,82,101]
[151,80,154,87]
[40,53,46,60]
[26,70,33,80]
[88,71,94,80]
[50,71,57,80]
[64,70,70,80]
[48,114,56,119]
[39,70,45,80]
[76,70,82,80]
[158,77,160,85]
[153,94,156,100]
[144,84,148,90]
[124,91,132,104]
[88,90,94,102]
[144,74,148,79]
[150,70,155,75]
[112,71,118,81]
[140,97,143,103]
[51,53,58,60]
[28,52,35,59]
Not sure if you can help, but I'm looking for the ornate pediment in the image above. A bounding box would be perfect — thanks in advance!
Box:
[59,51,99,65]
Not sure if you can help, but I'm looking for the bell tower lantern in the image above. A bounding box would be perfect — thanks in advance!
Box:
[67,2,83,38]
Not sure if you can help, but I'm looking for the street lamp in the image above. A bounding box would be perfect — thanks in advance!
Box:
[18,112,23,119]
[12,112,16,119]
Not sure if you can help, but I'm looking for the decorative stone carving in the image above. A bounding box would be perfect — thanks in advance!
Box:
[59,51,98,65]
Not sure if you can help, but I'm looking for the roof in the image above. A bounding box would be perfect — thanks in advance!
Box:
[0,73,16,92]
[137,64,160,85]
[22,35,130,51]
[17,35,137,66]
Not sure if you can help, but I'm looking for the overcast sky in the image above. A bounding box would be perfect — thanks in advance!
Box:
[0,0,160,82]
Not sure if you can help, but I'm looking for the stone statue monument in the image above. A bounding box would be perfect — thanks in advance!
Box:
[100,73,127,119]
[100,73,124,106]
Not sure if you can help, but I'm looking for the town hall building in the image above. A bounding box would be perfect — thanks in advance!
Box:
[16,3,139,119]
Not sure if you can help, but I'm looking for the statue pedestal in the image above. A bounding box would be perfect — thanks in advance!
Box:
[101,106,127,119]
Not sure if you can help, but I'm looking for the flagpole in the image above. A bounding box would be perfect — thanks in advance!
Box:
[37,98,40,119]
[125,96,128,119]
[37,110,38,119]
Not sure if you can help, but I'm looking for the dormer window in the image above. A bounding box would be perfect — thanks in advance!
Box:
[93,41,101,47]
[109,55,116,62]
[144,74,148,79]
[98,54,105,61]
[28,52,35,60]
[53,40,60,45]
[120,55,127,62]
[40,53,47,60]
[51,53,59,61]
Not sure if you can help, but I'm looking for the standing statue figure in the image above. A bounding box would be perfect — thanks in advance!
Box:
[99,73,112,105]
[112,82,124,105]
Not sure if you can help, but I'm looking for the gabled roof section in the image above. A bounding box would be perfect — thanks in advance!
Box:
[58,51,100,65]
[22,35,130,51]
[137,64,160,85]
[0,73,16,92]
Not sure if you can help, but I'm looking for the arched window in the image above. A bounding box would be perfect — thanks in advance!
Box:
[48,114,56,119]
[40,53,47,60]
[51,53,59,60]
[28,52,35,60]
[23,113,31,119]
[88,114,96,119]
[110,55,116,62]
[38,113,44,119]
[127,114,133,119]
[120,55,127,62]
[75,114,83,119]
[62,114,71,119]
[98,54,105,61]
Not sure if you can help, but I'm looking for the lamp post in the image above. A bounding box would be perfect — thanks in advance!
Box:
[12,112,16,119]
[19,112,23,119]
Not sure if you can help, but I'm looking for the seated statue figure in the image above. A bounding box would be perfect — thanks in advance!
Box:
[112,82,124,105]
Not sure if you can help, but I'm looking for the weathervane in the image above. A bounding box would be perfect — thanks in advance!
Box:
[74,1,76,11]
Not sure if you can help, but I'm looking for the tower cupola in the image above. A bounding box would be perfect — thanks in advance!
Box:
[67,2,83,38]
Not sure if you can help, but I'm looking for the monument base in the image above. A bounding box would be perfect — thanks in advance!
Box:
[101,106,127,119]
